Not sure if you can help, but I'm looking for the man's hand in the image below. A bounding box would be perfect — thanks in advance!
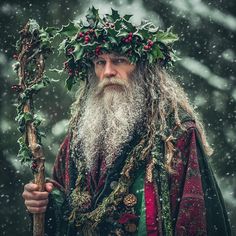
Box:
[22,182,54,213]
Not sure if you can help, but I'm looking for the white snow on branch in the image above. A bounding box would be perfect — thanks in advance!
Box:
[180,57,231,91]
[167,0,236,31]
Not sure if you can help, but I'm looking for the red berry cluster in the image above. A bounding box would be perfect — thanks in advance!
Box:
[143,39,154,50]
[64,61,80,77]
[77,29,96,44]
[95,46,101,56]
[64,61,73,76]
[122,32,133,43]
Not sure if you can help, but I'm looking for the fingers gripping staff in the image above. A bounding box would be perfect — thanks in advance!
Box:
[12,20,53,236]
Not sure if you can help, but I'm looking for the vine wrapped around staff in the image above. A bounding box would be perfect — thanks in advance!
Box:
[12,19,53,236]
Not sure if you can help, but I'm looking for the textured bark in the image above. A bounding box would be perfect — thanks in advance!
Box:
[18,21,46,236]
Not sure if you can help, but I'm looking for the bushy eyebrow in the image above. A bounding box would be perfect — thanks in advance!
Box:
[94,54,128,61]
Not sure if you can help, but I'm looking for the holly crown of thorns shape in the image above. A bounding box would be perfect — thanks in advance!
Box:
[57,6,179,90]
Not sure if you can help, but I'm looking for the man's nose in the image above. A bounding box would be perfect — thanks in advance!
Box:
[102,61,117,79]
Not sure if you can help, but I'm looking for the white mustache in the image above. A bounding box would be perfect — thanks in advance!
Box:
[95,77,129,96]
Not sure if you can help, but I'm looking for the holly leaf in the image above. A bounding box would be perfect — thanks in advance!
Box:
[59,21,78,37]
[111,8,120,21]
[122,20,136,32]
[72,44,84,61]
[123,14,133,21]
[45,26,58,35]
[58,39,67,54]
[157,31,179,44]
[86,6,100,25]
[107,27,117,37]
[116,31,128,38]
[136,29,150,40]
[66,76,75,90]
[151,44,164,59]
[107,36,118,44]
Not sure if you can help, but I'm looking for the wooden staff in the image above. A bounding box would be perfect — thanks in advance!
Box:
[14,19,52,236]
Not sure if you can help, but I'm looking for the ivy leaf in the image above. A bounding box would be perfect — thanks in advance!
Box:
[17,136,32,164]
[24,112,34,122]
[28,19,40,34]
[30,81,47,91]
[59,21,78,37]
[33,114,44,127]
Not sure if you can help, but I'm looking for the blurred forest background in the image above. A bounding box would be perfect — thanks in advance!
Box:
[0,0,235,235]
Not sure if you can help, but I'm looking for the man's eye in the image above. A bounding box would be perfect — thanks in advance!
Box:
[114,58,128,64]
[95,60,105,66]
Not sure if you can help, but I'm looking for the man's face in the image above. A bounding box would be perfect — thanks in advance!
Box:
[77,54,146,169]
[93,53,136,89]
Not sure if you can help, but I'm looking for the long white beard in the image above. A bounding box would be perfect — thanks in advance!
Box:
[77,75,146,170]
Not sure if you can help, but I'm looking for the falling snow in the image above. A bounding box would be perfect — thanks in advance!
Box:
[0,0,235,235]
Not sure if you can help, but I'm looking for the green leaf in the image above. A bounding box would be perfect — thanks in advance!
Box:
[157,31,179,44]
[66,76,75,90]
[134,32,144,40]
[44,26,58,37]
[107,28,117,37]
[28,19,40,34]
[58,39,67,54]
[123,14,133,21]
[122,20,136,32]
[24,112,34,122]
[107,36,118,45]
[140,21,153,30]
[111,8,120,21]
[151,44,164,59]
[72,44,84,61]
[30,81,46,91]
[58,21,78,37]
[116,31,128,38]
[136,29,150,40]
[86,6,100,24]
[17,136,32,164]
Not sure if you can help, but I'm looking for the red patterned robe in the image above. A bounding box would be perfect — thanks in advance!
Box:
[44,120,231,236]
